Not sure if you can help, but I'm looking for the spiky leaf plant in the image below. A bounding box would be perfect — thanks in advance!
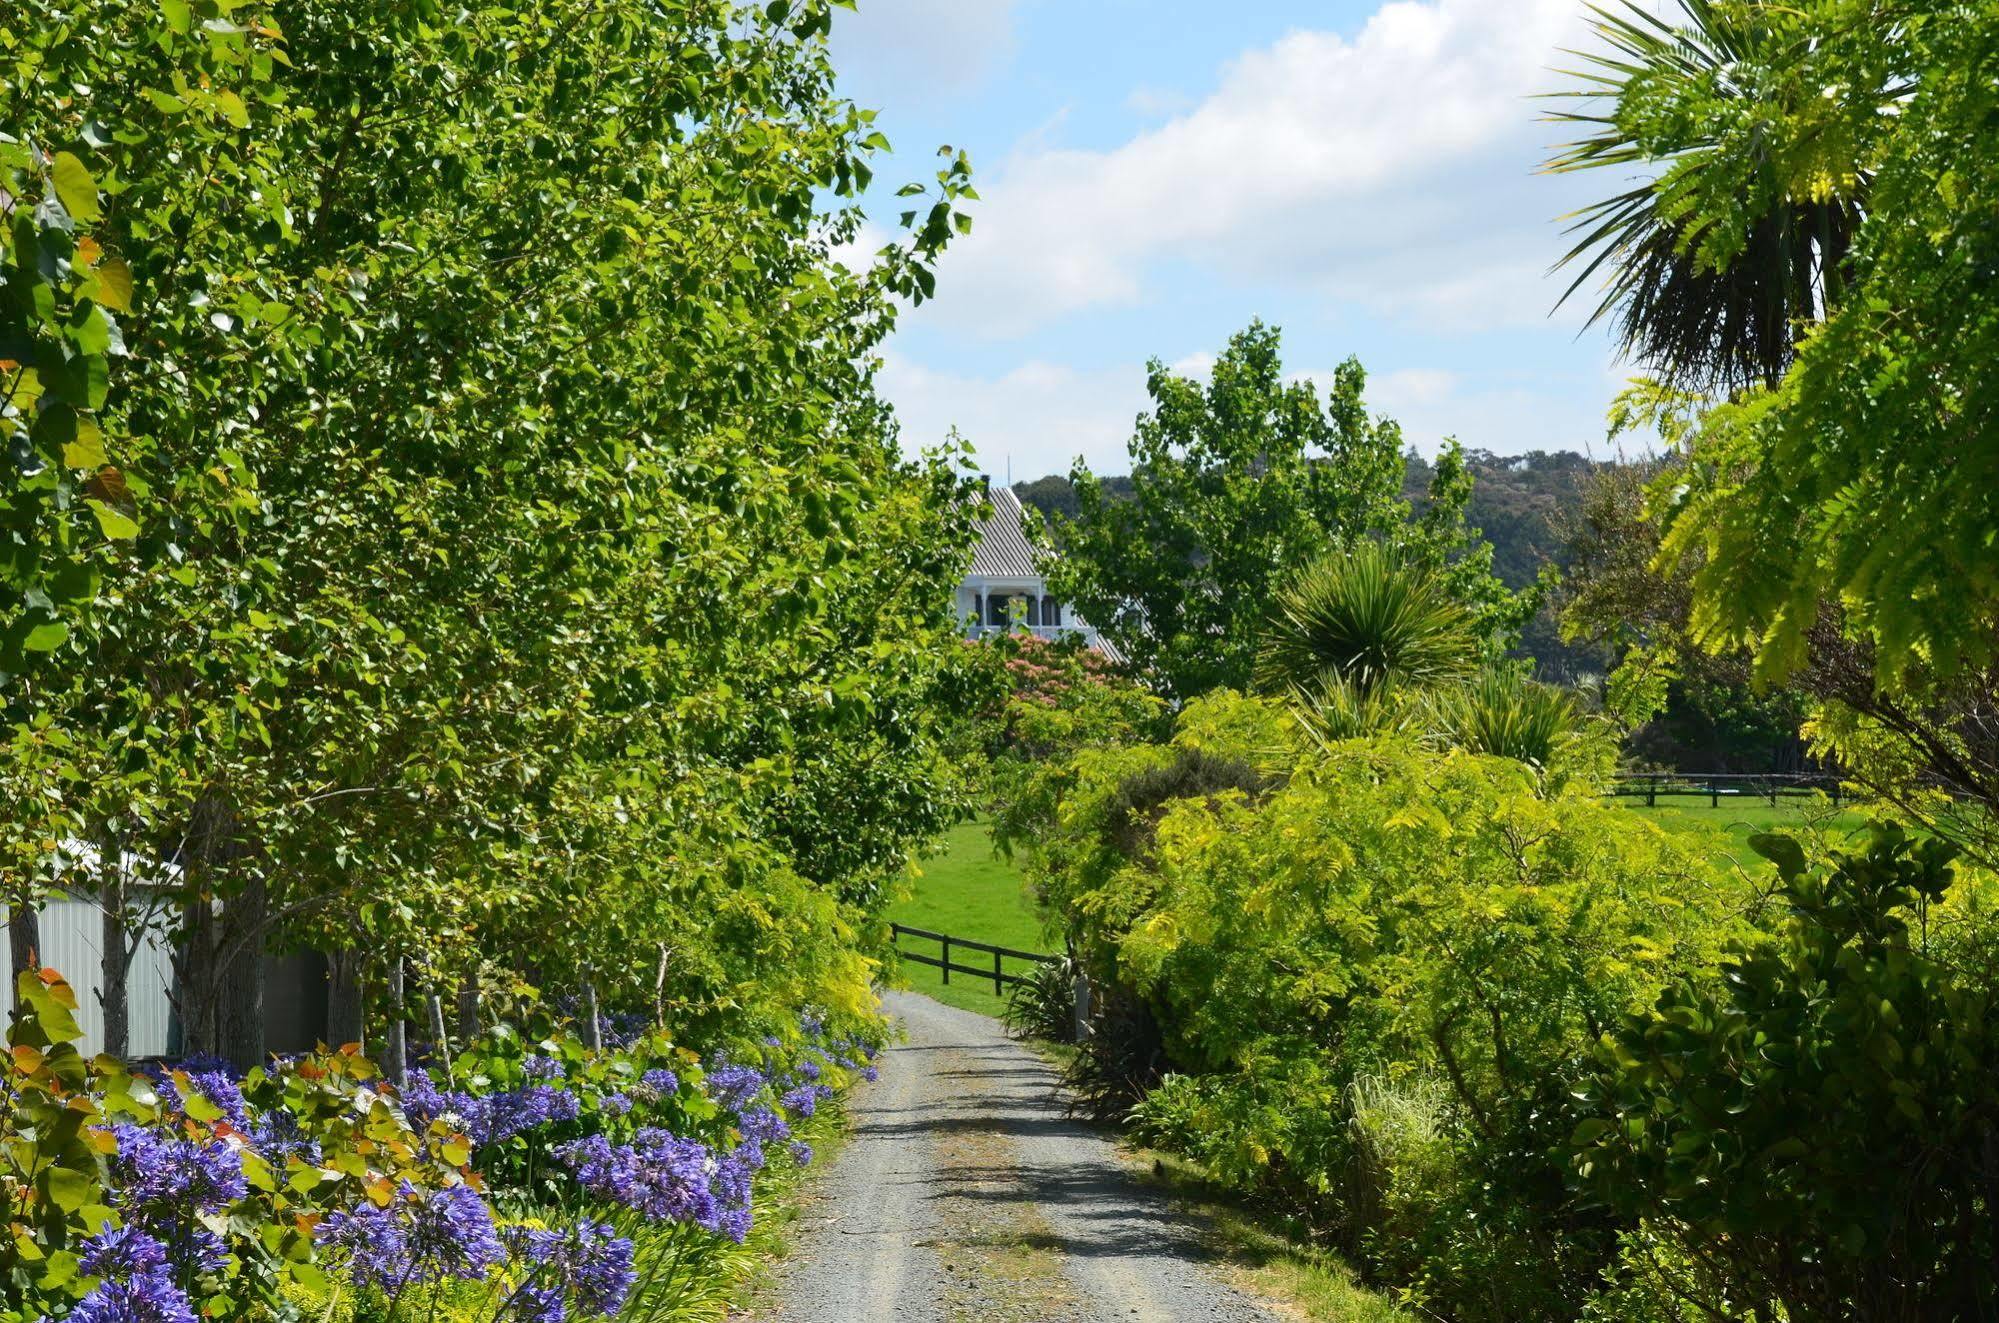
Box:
[1544,0,1881,392]
[1257,542,1481,712]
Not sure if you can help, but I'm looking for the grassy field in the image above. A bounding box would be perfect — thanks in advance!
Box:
[1618,794,1876,872]
[887,820,1051,1018]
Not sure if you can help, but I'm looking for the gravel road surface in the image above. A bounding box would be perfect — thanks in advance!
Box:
[748,991,1279,1322]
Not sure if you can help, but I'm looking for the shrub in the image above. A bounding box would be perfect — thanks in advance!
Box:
[1001,956,1077,1044]
[1572,826,1999,1320]
[1014,691,1751,1319]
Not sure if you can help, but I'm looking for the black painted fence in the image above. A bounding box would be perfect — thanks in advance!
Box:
[889,923,1059,997]
[1608,771,1845,809]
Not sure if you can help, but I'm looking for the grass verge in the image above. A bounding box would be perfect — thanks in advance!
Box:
[1129,1149,1410,1322]
[887,820,1051,1018]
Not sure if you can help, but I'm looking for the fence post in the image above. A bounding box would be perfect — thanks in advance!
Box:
[1072,967,1091,1043]
[1646,776,1656,808]
[941,935,950,986]
[993,947,1003,997]
[1710,779,1719,809]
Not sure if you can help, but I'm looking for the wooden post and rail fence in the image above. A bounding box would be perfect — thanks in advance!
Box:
[1605,771,1846,809]
[889,922,1060,998]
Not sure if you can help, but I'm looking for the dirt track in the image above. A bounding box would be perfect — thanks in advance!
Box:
[749,991,1279,1322]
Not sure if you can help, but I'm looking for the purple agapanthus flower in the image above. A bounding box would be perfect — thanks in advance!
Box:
[144,1061,251,1134]
[315,1183,503,1292]
[598,1092,632,1118]
[501,1220,635,1321]
[557,1127,751,1237]
[523,1054,564,1082]
[638,1068,677,1097]
[108,1124,247,1217]
[315,1202,406,1292]
[780,1084,832,1119]
[63,1266,196,1323]
[405,1183,505,1281]
[78,1227,169,1278]
[788,1140,814,1168]
[704,1061,765,1113]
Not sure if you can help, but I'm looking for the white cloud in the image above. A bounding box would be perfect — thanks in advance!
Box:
[917,0,1603,337]
[1126,85,1194,119]
[885,346,1618,481]
[830,0,1018,101]
[879,351,1148,480]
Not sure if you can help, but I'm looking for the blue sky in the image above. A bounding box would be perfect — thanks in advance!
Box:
[827,0,1647,481]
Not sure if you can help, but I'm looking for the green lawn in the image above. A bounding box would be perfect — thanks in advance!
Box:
[888,820,1051,1017]
[1616,794,1876,872]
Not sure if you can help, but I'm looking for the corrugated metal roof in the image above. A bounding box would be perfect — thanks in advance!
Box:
[968,486,1043,579]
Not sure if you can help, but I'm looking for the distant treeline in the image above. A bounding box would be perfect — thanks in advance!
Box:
[1016,451,1811,773]
[1016,449,1604,676]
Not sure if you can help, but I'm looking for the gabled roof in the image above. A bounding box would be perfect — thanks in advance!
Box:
[968,486,1043,579]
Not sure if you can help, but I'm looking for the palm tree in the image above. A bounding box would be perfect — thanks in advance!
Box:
[1544,0,1875,393]
[1257,543,1481,739]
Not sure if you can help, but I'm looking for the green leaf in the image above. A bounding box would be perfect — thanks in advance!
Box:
[87,500,140,540]
[1748,832,1806,878]
[43,1167,92,1213]
[50,153,101,223]
[23,622,67,652]
[94,257,134,313]
[216,91,250,129]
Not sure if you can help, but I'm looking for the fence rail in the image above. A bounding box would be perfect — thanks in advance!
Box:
[889,922,1060,997]
[1608,771,1845,809]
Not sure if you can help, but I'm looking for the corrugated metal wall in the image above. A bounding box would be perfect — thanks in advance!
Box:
[1,894,177,1057]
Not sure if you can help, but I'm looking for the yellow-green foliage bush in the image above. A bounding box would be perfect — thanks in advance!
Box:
[1021,692,1751,1318]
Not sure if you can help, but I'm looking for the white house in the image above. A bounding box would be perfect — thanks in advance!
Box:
[956,483,1121,661]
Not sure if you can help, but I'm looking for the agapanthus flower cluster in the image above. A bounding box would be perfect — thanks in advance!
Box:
[597,1092,632,1118]
[523,1054,565,1082]
[315,1182,505,1293]
[248,1108,323,1166]
[104,1121,243,1276]
[556,1128,754,1242]
[399,1069,581,1147]
[780,1084,833,1119]
[107,1124,247,1216]
[64,1229,194,1323]
[702,1060,766,1113]
[500,1220,636,1322]
[143,1055,251,1133]
[733,1105,790,1169]
[637,1068,678,1097]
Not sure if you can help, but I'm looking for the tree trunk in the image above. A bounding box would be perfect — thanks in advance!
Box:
[456,972,481,1042]
[8,887,41,986]
[583,980,603,1052]
[425,993,450,1076]
[100,861,131,1058]
[173,794,267,1068]
[382,957,407,1084]
[216,879,267,1070]
[326,948,366,1052]
[652,944,671,1030]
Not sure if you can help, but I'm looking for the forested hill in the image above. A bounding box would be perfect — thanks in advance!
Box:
[1014,449,1608,678]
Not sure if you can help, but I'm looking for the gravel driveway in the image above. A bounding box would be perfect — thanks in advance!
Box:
[746,991,1279,1322]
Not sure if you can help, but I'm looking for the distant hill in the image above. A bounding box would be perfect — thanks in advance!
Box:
[1013,449,1609,680]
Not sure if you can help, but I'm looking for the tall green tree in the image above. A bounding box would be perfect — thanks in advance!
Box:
[1551,0,1999,690]
[1044,321,1531,701]
[4,0,984,1061]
